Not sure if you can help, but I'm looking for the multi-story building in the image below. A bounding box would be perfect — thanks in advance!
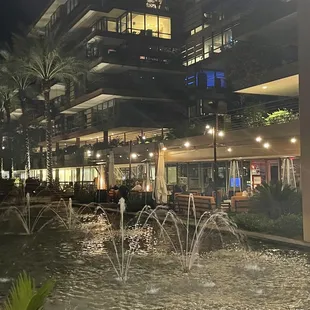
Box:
[12,0,301,194]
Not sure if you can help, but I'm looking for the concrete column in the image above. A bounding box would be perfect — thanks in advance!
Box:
[75,138,80,147]
[76,168,81,182]
[103,130,109,148]
[298,0,310,241]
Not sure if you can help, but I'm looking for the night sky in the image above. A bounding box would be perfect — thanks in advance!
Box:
[0,0,49,43]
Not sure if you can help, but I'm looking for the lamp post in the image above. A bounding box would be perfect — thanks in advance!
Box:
[129,140,132,181]
[213,113,219,207]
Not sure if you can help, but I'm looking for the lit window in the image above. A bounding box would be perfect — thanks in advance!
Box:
[107,20,117,32]
[195,25,202,33]
[223,28,233,45]
[120,15,127,33]
[191,29,195,35]
[204,37,212,57]
[146,14,158,34]
[132,13,145,34]
[213,34,222,52]
[159,16,171,37]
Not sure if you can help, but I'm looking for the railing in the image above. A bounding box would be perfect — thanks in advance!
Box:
[226,97,299,131]
[188,97,299,133]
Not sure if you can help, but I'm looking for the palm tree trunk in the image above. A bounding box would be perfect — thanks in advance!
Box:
[44,89,53,186]
[20,96,31,180]
[5,104,13,179]
[0,132,3,180]
[24,128,31,180]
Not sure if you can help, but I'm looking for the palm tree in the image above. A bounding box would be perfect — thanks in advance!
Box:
[21,34,86,186]
[4,272,54,310]
[0,101,4,179]
[0,85,17,179]
[0,48,34,180]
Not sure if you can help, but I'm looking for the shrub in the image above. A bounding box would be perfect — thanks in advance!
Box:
[264,109,298,125]
[273,214,303,238]
[231,213,273,233]
[251,182,301,219]
[230,213,303,238]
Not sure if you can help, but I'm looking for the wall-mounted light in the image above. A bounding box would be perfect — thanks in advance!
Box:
[162,147,167,151]
[218,131,225,137]
[96,153,101,159]
[256,136,262,143]
[149,152,154,158]
[227,147,232,153]
[290,137,297,144]
[184,141,190,148]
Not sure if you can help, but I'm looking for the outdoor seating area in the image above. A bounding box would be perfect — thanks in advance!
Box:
[174,194,215,216]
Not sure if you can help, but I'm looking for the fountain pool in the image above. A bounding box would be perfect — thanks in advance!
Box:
[0,221,310,310]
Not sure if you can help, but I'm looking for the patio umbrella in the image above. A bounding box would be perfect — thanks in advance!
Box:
[154,143,168,204]
[108,150,116,188]
[281,158,297,189]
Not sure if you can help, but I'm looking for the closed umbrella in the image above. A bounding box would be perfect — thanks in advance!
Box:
[108,150,116,187]
[154,143,168,204]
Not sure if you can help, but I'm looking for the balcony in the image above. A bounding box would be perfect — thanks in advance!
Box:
[232,0,297,39]
[53,98,187,140]
[224,41,298,91]
[88,45,183,72]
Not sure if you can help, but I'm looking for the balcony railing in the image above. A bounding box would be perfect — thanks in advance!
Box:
[227,97,299,131]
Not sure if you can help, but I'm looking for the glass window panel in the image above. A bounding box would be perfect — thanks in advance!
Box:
[223,29,233,45]
[213,34,222,52]
[107,20,117,32]
[195,25,202,33]
[159,33,171,39]
[146,14,158,34]
[127,12,132,31]
[159,16,171,35]
[204,37,212,57]
[121,15,127,32]
[132,13,145,33]
[191,29,195,35]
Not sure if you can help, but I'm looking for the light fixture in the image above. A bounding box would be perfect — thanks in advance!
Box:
[1,146,4,150]
[87,150,92,156]
[96,153,101,159]
[218,131,224,137]
[142,135,146,140]
[119,155,122,158]
[227,147,232,152]
[131,153,138,159]
[263,142,270,149]
[205,124,211,129]
[208,128,214,135]
[149,152,154,158]
[184,141,190,148]
[255,136,262,143]
[290,137,297,144]
[162,147,167,151]
[262,86,268,89]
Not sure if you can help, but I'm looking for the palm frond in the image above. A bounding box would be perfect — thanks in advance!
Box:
[3,272,54,310]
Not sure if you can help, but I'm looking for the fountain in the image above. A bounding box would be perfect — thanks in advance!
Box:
[0,195,309,309]
[135,194,240,272]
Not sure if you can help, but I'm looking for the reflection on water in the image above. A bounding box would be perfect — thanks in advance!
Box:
[0,219,310,310]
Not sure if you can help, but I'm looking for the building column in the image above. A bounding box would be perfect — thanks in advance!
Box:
[298,0,310,241]
[76,168,81,183]
[103,130,109,148]
[75,138,80,147]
